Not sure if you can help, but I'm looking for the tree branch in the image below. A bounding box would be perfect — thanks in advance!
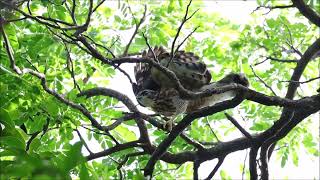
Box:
[86,140,140,161]
[224,113,252,139]
[193,159,200,180]
[169,0,198,65]
[249,147,258,180]
[252,4,294,14]
[250,65,277,96]
[260,144,269,180]
[122,5,147,56]
[205,156,226,180]
[280,76,320,84]
[143,95,245,177]
[292,0,320,27]
[285,37,320,99]
[75,129,93,155]
[254,56,298,66]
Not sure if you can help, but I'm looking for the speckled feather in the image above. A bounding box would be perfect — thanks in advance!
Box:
[134,46,212,92]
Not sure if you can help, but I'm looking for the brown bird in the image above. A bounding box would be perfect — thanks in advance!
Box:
[133,47,249,131]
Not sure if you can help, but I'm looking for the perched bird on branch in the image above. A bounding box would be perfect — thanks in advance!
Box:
[133,47,249,131]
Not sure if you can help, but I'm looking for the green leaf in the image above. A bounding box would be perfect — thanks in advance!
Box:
[0,136,26,150]
[28,138,41,152]
[292,150,299,166]
[249,121,270,131]
[61,141,84,173]
[302,134,316,147]
[114,126,137,141]
[114,15,121,22]
[0,108,15,129]
[79,163,90,180]
[281,151,288,168]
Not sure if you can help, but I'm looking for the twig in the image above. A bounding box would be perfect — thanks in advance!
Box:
[80,125,111,136]
[83,34,116,58]
[280,76,320,84]
[1,17,22,74]
[117,152,147,170]
[251,4,294,14]
[242,149,248,180]
[250,65,277,96]
[204,156,226,180]
[174,26,199,54]
[169,0,198,66]
[254,56,298,66]
[224,113,252,139]
[6,17,27,23]
[27,0,32,15]
[24,58,39,72]
[142,32,158,62]
[64,43,82,92]
[65,0,77,24]
[86,140,140,161]
[93,0,106,12]
[104,114,135,131]
[26,131,41,151]
[75,129,93,154]
[205,117,220,142]
[282,21,303,57]
[122,5,147,56]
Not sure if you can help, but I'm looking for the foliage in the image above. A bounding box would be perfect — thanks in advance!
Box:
[0,0,319,179]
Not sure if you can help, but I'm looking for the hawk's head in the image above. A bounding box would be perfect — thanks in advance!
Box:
[136,90,157,107]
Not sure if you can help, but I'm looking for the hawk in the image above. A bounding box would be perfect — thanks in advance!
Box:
[133,47,249,131]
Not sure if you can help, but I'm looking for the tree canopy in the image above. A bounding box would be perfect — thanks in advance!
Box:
[0,0,319,179]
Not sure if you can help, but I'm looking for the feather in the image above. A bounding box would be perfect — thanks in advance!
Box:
[186,73,249,112]
[134,46,212,93]
[145,47,212,90]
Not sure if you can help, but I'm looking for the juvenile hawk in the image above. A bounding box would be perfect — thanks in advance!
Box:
[133,47,249,131]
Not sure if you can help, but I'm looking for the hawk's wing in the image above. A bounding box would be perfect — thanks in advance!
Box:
[133,47,165,95]
[134,46,212,92]
[155,50,212,90]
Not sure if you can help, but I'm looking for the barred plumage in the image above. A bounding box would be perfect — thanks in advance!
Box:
[133,46,249,131]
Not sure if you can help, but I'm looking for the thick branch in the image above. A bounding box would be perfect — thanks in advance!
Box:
[86,141,140,161]
[249,147,258,180]
[260,144,269,180]
[78,87,138,112]
[143,95,245,177]
[286,38,320,99]
[292,0,320,27]
[77,87,150,142]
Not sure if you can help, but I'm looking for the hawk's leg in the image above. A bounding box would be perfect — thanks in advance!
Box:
[163,117,174,132]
